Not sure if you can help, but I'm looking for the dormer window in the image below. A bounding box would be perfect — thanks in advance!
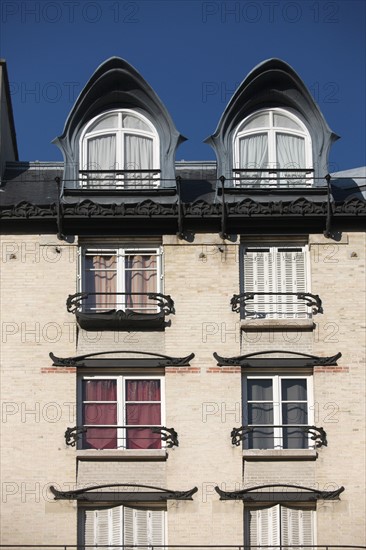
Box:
[233,109,312,187]
[79,110,160,189]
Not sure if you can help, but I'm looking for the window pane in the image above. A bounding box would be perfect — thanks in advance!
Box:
[282,379,307,401]
[83,427,117,450]
[276,133,305,169]
[87,135,117,171]
[247,379,273,401]
[238,112,269,131]
[126,403,161,425]
[123,114,151,131]
[248,403,273,425]
[126,380,161,401]
[282,403,308,425]
[239,134,268,169]
[88,114,118,132]
[282,426,308,449]
[83,379,117,401]
[83,403,117,425]
[84,254,117,310]
[124,254,158,311]
[126,427,161,449]
[273,113,302,130]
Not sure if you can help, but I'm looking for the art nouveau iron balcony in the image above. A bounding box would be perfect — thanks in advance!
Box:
[231,292,323,320]
[65,425,179,450]
[231,425,327,449]
[66,291,175,331]
[232,168,314,188]
[79,169,161,191]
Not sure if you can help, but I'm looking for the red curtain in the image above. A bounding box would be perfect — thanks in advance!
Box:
[125,380,161,449]
[83,380,117,449]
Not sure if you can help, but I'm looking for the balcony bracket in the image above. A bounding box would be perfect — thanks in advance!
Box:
[65,425,87,447]
[151,426,179,448]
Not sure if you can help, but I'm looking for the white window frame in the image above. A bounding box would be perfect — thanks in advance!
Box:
[78,374,165,450]
[240,243,311,319]
[243,373,314,450]
[79,505,167,547]
[79,245,163,312]
[233,108,313,187]
[244,504,316,547]
[79,109,160,188]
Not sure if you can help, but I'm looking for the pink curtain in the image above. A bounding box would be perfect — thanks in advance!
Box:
[85,254,117,310]
[83,380,117,449]
[125,254,157,312]
[125,380,161,449]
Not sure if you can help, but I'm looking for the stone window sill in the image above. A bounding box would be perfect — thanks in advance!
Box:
[76,449,168,461]
[243,449,318,460]
[240,319,315,331]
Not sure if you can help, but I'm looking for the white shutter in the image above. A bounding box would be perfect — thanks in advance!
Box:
[276,247,307,318]
[150,510,165,548]
[243,248,275,318]
[110,506,123,549]
[123,507,165,549]
[246,505,281,547]
[84,509,97,549]
[281,506,314,548]
[96,508,110,546]
[124,506,135,549]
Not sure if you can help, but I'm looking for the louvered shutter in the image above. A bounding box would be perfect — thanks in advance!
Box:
[84,509,97,549]
[246,505,280,548]
[123,507,165,548]
[150,510,165,548]
[281,506,314,548]
[110,506,123,549]
[243,248,274,318]
[275,247,307,318]
[123,506,135,550]
[96,508,110,546]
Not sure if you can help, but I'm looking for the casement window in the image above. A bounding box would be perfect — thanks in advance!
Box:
[79,109,160,189]
[243,374,313,449]
[79,375,164,450]
[245,505,315,548]
[233,108,312,186]
[81,246,162,313]
[81,505,165,548]
[240,244,309,319]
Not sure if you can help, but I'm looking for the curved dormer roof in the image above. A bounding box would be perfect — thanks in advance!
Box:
[54,57,185,190]
[206,58,339,185]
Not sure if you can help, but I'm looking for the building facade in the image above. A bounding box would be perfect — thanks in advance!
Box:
[0,57,365,548]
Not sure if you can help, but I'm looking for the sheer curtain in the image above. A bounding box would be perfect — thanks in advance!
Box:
[125,254,157,312]
[282,379,308,449]
[124,135,153,188]
[276,134,305,186]
[88,134,116,188]
[239,134,268,185]
[247,379,274,449]
[83,380,117,450]
[85,254,117,310]
[125,380,161,449]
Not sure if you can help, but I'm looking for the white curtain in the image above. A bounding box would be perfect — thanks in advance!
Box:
[276,133,305,186]
[239,134,268,185]
[88,134,116,188]
[125,135,153,188]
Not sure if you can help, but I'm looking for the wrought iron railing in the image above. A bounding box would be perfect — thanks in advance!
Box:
[65,425,179,449]
[79,169,161,190]
[232,167,314,187]
[231,292,323,318]
[66,292,175,315]
[231,425,327,449]
[0,545,365,549]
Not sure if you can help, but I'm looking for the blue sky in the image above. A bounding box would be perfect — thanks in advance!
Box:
[0,0,365,172]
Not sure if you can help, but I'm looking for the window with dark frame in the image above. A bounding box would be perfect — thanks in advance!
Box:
[79,374,164,450]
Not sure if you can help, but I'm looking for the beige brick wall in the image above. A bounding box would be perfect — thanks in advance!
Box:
[1,231,365,545]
